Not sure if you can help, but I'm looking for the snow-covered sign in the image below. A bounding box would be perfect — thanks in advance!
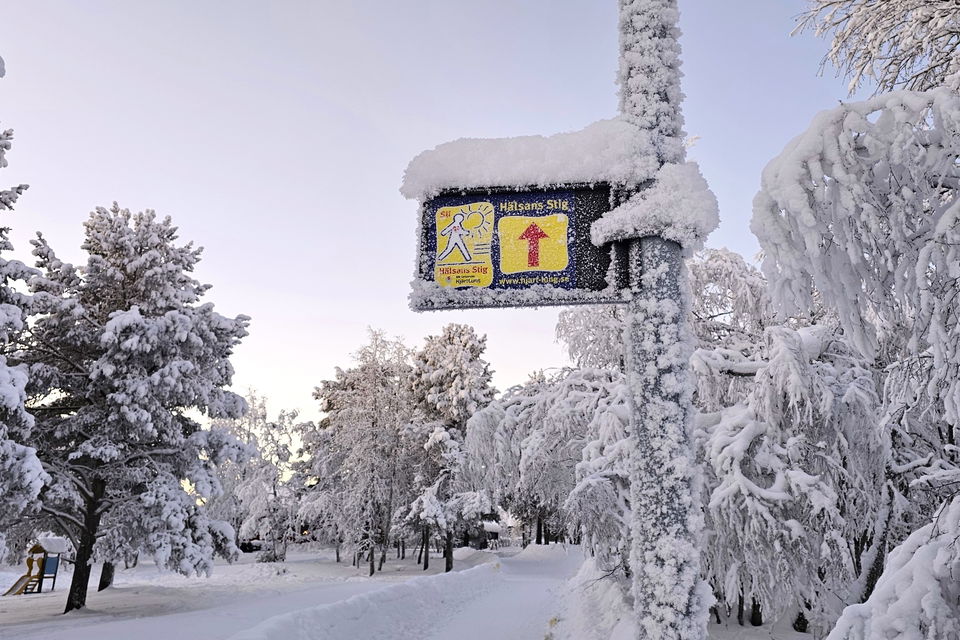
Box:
[402,119,716,311]
[402,120,649,311]
[411,185,627,310]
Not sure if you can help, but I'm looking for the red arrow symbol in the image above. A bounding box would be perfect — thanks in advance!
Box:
[519,223,549,268]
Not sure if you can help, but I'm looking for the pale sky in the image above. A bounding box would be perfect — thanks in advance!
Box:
[0,1,864,421]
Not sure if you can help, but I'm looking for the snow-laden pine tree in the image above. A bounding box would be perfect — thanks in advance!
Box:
[12,204,249,613]
[0,59,44,561]
[309,331,412,576]
[407,324,495,571]
[798,0,960,93]
[753,79,960,633]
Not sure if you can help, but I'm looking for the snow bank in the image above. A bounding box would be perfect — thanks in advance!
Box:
[554,558,635,640]
[228,562,501,640]
[591,162,718,251]
[509,542,572,563]
[401,118,659,201]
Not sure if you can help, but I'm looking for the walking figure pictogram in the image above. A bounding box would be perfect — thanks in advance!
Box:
[437,213,472,263]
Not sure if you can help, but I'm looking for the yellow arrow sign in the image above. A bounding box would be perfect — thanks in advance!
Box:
[497,214,569,274]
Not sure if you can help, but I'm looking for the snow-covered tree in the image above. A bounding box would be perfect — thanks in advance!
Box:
[409,323,495,426]
[754,83,960,513]
[798,0,960,93]
[205,391,269,548]
[519,369,619,541]
[0,59,43,561]
[555,244,890,630]
[308,331,413,576]
[12,205,249,612]
[463,372,549,514]
[562,370,632,569]
[557,248,769,382]
[700,325,882,632]
[235,408,299,563]
[295,417,347,560]
[212,391,300,563]
[407,324,495,571]
[826,495,960,640]
[753,80,960,632]
[556,305,625,371]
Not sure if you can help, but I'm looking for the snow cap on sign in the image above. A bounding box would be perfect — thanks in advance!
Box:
[401,118,659,202]
[35,536,71,554]
[590,161,719,252]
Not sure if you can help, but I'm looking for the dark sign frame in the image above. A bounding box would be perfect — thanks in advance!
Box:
[412,184,628,311]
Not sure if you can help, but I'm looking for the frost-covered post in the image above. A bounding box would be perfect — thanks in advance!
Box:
[614,1,711,637]
[401,3,716,632]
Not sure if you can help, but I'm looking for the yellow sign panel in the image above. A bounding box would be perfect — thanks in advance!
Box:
[435,202,494,288]
[498,214,569,275]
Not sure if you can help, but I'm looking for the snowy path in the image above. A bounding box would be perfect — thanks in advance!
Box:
[425,544,583,640]
[230,544,584,640]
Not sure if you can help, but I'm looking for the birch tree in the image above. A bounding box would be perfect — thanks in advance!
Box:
[753,80,960,632]
[798,0,960,93]
[309,331,412,576]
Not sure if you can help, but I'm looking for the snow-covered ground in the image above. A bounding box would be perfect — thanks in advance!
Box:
[0,546,492,640]
[1,544,808,640]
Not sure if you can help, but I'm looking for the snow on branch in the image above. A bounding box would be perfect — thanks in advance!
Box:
[826,495,960,640]
[752,84,960,366]
[797,0,960,94]
[590,161,719,250]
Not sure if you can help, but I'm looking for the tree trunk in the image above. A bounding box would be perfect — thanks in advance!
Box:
[378,543,386,571]
[750,599,763,626]
[335,541,340,563]
[422,524,430,571]
[401,538,406,560]
[462,529,470,549]
[97,562,115,592]
[737,592,744,626]
[862,485,895,602]
[368,546,374,577]
[536,515,543,545]
[64,478,105,614]
[792,609,809,633]
[444,530,453,573]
